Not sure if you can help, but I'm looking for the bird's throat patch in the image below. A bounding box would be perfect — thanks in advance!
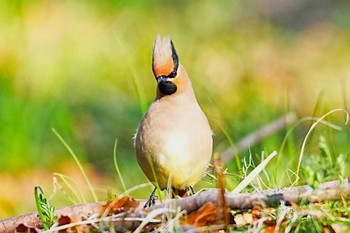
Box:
[158,79,177,95]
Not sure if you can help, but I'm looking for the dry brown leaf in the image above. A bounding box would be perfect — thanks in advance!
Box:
[100,196,139,216]
[55,215,95,233]
[324,226,332,233]
[252,206,262,220]
[186,202,218,227]
[251,206,277,227]
[15,223,40,233]
[57,215,71,227]
[262,225,276,233]
[290,201,299,210]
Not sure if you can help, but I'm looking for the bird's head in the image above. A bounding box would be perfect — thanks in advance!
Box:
[152,36,192,98]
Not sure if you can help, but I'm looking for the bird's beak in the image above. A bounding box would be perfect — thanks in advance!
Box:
[157,76,171,84]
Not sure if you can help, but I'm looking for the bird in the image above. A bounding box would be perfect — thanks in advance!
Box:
[135,35,213,207]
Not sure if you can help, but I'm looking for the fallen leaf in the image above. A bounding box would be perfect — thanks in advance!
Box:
[262,225,276,233]
[290,201,299,210]
[15,223,40,233]
[252,206,262,220]
[57,215,80,233]
[100,196,139,216]
[57,215,71,226]
[186,202,218,227]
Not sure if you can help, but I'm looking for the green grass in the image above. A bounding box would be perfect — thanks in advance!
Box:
[296,109,349,184]
[53,173,87,204]
[52,129,98,202]
[113,139,127,194]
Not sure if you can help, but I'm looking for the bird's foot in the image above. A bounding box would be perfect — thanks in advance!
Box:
[143,187,157,208]
[188,186,195,195]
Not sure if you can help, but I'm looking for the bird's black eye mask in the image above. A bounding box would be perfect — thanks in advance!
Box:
[168,40,179,78]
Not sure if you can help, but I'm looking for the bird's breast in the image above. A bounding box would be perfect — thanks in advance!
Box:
[135,97,212,189]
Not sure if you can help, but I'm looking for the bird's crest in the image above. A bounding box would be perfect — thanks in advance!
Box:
[152,35,179,78]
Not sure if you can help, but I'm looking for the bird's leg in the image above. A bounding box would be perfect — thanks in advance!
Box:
[188,186,195,196]
[173,186,195,198]
[144,187,157,208]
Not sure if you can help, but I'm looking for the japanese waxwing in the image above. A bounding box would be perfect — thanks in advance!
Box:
[135,36,213,207]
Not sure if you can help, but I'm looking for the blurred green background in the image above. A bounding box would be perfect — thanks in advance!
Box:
[0,0,349,218]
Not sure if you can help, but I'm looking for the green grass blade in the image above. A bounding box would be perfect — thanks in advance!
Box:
[53,173,86,204]
[232,151,277,194]
[220,125,242,173]
[52,128,98,202]
[114,35,148,114]
[113,139,127,194]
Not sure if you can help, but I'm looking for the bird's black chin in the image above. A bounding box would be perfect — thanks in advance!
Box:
[158,80,177,95]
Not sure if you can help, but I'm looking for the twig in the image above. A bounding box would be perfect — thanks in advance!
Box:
[214,157,230,231]
[154,179,349,212]
[221,112,297,164]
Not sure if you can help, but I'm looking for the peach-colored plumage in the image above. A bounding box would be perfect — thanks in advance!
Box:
[135,36,212,206]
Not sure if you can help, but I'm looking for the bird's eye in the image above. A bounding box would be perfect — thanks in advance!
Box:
[168,70,177,78]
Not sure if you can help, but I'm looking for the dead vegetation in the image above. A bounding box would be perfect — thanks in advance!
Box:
[1,179,349,232]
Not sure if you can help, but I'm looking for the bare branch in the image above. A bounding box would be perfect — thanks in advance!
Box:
[221,112,297,164]
[153,179,349,211]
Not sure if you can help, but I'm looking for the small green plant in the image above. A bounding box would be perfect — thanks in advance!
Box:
[295,109,349,183]
[34,186,58,230]
[302,136,348,188]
